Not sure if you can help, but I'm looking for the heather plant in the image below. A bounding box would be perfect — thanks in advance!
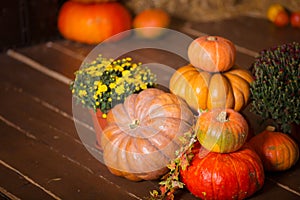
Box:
[250,42,300,133]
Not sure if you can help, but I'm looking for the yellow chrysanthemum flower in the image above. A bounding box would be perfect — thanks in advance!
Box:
[122,70,130,77]
[79,90,87,97]
[115,85,125,95]
[140,83,147,90]
[109,82,116,89]
[97,84,108,94]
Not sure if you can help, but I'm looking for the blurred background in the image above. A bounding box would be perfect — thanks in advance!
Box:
[1,0,299,51]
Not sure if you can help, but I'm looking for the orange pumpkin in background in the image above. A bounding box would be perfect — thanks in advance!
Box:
[71,0,116,3]
[188,35,236,72]
[133,9,170,39]
[57,1,132,44]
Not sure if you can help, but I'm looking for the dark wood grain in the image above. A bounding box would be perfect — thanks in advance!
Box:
[1,15,300,200]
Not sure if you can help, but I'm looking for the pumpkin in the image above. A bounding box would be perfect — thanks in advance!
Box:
[71,0,116,3]
[133,9,170,39]
[101,88,194,181]
[169,64,254,112]
[57,1,131,44]
[196,108,249,153]
[249,126,299,171]
[180,144,265,200]
[188,36,236,72]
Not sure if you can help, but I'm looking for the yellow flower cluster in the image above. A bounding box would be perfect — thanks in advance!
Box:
[71,55,156,118]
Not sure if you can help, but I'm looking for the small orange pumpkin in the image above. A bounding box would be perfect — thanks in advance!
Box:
[57,1,131,44]
[188,35,236,72]
[196,108,249,153]
[133,9,170,39]
[169,64,254,112]
[249,126,299,171]
[101,88,194,181]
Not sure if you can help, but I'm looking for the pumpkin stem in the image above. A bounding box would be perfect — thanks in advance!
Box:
[129,119,140,129]
[216,111,228,122]
[207,36,217,41]
[266,126,276,132]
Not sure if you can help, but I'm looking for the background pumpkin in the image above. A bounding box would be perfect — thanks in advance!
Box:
[101,88,194,181]
[57,1,131,44]
[196,108,249,153]
[71,0,116,3]
[249,127,299,171]
[188,35,236,72]
[169,64,253,112]
[133,9,170,39]
[180,144,265,200]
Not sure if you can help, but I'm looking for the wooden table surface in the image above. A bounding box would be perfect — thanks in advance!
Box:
[1,16,300,200]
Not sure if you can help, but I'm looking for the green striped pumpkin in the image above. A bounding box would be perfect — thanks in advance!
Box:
[196,108,249,153]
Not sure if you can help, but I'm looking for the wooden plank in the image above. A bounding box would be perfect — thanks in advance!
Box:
[0,120,139,200]
[8,45,81,80]
[0,160,57,200]
[266,161,300,196]
[182,16,300,53]
[0,54,72,115]
[250,179,300,200]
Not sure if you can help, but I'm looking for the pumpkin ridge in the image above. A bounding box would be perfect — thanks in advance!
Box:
[123,94,138,122]
[223,73,246,111]
[211,153,220,199]
[283,134,299,168]
[283,138,292,169]
[224,76,235,109]
[240,147,264,192]
[215,41,220,72]
[138,130,178,168]
[225,73,250,101]
[139,117,178,145]
[228,116,248,149]
[227,154,243,199]
[203,42,215,71]
[186,70,211,111]
[286,135,300,164]
[227,68,254,84]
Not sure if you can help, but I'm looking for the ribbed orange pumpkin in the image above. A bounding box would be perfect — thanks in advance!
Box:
[196,108,249,153]
[188,36,236,72]
[169,64,253,112]
[57,1,131,44]
[180,144,265,200]
[249,127,299,171]
[101,88,194,181]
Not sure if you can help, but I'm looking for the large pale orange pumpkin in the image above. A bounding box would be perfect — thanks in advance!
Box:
[101,88,194,181]
[196,108,249,153]
[249,127,299,171]
[57,1,131,44]
[188,35,236,72]
[169,64,254,112]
